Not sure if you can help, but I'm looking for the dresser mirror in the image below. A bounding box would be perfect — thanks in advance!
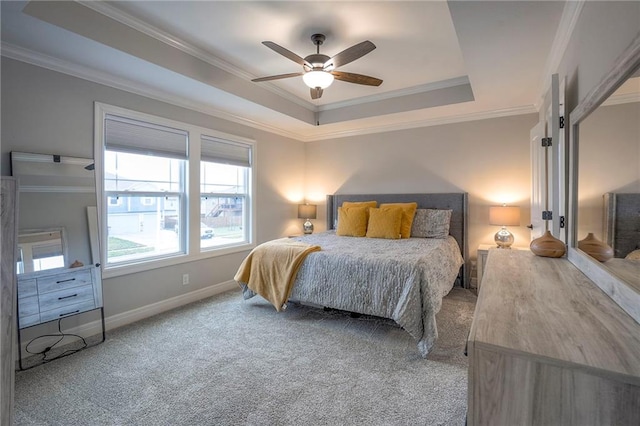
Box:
[16,228,67,274]
[567,39,640,323]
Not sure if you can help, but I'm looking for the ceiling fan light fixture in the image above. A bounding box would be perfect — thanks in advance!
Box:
[303,70,334,89]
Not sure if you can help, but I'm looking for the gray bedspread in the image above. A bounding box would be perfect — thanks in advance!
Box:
[242,231,464,357]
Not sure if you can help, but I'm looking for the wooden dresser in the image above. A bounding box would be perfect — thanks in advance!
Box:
[17,264,102,329]
[467,249,640,425]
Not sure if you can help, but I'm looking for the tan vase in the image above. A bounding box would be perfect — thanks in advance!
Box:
[578,233,613,262]
[530,230,566,258]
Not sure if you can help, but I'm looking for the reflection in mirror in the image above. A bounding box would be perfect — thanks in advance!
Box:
[577,73,640,293]
[17,228,67,274]
[11,151,100,274]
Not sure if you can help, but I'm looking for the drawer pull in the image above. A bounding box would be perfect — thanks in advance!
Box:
[58,293,78,300]
[59,310,80,317]
[56,278,76,284]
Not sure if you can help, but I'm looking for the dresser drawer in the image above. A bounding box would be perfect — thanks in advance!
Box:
[37,269,93,294]
[38,284,95,312]
[39,299,97,323]
[18,295,40,328]
[19,313,41,329]
[18,295,39,317]
[18,278,38,298]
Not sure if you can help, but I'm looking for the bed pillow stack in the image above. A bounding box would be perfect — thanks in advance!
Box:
[337,201,419,239]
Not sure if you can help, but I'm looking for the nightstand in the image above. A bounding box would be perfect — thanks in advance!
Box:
[477,244,529,289]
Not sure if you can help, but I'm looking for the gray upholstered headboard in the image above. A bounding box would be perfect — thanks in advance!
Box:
[326,192,469,288]
[604,193,640,258]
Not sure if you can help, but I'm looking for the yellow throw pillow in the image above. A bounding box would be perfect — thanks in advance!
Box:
[342,200,378,209]
[380,202,418,238]
[366,208,402,239]
[336,206,368,237]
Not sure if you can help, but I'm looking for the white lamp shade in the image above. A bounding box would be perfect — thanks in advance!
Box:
[489,206,520,226]
[303,71,334,89]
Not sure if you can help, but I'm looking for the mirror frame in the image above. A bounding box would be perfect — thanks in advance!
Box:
[567,34,640,324]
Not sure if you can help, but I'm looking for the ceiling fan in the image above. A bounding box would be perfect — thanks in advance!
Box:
[252,33,383,100]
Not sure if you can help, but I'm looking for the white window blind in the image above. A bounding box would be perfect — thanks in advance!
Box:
[105,114,188,159]
[32,242,63,260]
[201,135,251,167]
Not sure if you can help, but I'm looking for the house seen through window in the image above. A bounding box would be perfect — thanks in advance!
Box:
[97,105,254,270]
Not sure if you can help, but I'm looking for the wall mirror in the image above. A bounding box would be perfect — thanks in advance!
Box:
[568,39,640,324]
[11,152,101,274]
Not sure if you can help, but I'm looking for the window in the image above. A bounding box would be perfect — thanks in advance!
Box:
[96,103,255,275]
[103,114,187,266]
[200,135,251,249]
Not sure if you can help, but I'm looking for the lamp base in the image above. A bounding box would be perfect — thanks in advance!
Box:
[494,227,514,248]
[303,220,314,234]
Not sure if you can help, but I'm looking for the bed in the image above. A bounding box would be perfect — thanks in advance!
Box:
[238,192,469,357]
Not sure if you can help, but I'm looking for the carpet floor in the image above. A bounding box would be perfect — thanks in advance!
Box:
[14,287,477,425]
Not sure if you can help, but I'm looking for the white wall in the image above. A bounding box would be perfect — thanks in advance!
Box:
[2,0,639,335]
[1,58,306,330]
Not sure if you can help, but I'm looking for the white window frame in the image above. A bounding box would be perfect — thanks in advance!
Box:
[95,102,256,278]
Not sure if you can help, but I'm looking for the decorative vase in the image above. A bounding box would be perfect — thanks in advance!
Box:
[530,230,566,258]
[578,233,613,262]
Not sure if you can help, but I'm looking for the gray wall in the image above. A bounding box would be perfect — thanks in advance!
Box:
[1,58,305,326]
[557,1,640,115]
[305,114,537,259]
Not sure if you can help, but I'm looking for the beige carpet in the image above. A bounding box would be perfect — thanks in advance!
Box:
[15,287,477,425]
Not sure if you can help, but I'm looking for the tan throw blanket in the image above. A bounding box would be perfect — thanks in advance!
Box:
[234,238,321,311]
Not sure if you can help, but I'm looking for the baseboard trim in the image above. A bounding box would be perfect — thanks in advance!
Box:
[20,280,238,354]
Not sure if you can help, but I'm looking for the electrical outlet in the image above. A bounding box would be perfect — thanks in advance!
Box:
[182,273,189,286]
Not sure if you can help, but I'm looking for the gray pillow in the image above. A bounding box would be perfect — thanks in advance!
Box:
[410,209,452,238]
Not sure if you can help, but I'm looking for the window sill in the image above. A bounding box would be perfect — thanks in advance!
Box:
[101,242,255,279]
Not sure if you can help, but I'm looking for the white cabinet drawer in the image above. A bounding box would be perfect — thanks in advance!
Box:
[39,299,97,323]
[18,278,38,298]
[38,285,95,312]
[37,269,93,294]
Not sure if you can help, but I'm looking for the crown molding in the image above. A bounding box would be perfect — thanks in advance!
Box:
[317,76,471,112]
[78,0,313,111]
[1,43,305,141]
[301,105,537,142]
[3,43,537,144]
[534,0,585,110]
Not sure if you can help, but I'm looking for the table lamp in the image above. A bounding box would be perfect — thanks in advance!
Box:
[489,205,520,248]
[298,203,317,234]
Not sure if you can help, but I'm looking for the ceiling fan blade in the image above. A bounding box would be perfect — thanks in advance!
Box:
[310,87,323,99]
[252,72,303,82]
[262,41,312,68]
[331,71,383,86]
[324,40,376,70]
